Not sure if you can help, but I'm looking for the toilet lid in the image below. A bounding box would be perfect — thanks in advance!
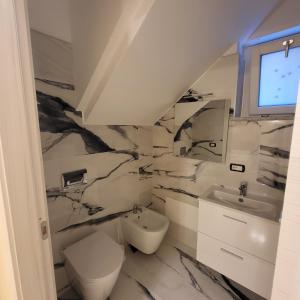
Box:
[63,231,124,282]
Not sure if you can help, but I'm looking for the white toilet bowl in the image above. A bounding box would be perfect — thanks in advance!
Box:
[63,231,124,300]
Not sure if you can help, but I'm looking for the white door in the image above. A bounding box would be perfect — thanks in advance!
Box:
[0,0,56,299]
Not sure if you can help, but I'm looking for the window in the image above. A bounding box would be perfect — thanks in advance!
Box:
[244,34,300,116]
[259,47,300,107]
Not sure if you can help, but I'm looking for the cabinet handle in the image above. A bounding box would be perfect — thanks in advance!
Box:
[223,214,247,224]
[220,248,244,260]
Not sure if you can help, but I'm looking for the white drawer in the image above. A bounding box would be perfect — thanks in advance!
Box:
[198,199,279,263]
[197,232,274,299]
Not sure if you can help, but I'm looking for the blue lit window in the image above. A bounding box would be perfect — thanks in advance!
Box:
[258,46,300,107]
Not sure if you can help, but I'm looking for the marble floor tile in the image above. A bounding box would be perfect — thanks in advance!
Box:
[58,287,82,300]
[58,240,265,300]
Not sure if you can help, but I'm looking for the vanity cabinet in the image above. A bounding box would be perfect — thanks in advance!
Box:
[197,199,280,299]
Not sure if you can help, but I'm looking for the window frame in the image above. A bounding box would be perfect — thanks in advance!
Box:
[248,34,300,115]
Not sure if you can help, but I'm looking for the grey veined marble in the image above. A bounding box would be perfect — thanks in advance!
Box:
[58,241,264,300]
[37,76,153,233]
[257,120,293,191]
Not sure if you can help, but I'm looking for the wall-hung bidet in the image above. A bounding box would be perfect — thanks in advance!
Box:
[122,206,169,254]
[63,231,124,300]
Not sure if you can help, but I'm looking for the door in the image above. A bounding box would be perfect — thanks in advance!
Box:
[0,0,57,299]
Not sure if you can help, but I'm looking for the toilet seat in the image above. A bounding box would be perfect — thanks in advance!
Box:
[64,231,124,284]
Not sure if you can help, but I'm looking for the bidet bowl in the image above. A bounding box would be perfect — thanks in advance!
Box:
[122,207,169,254]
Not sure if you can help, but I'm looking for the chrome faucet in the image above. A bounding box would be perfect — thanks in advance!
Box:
[239,181,248,197]
[133,204,142,214]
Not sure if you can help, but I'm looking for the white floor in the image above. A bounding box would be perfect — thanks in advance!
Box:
[58,240,265,300]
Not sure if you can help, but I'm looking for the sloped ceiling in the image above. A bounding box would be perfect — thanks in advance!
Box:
[27,0,72,42]
[251,0,300,39]
[72,0,280,125]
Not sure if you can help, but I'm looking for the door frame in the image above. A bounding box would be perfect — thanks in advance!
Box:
[0,0,56,299]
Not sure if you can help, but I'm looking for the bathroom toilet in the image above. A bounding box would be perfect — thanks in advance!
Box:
[63,231,124,300]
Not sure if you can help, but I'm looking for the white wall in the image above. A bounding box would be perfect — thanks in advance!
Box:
[192,53,239,110]
[0,187,18,300]
[27,0,72,42]
[70,0,123,105]
[84,0,278,125]
[71,0,151,108]
[30,30,73,83]
[251,0,300,39]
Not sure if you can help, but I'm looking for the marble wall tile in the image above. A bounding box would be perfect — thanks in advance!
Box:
[153,108,174,148]
[257,120,294,190]
[136,126,153,207]
[152,105,294,223]
[227,120,260,155]
[36,80,152,291]
[37,77,149,233]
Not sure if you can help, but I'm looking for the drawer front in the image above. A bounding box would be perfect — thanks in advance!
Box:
[198,200,279,263]
[197,232,274,299]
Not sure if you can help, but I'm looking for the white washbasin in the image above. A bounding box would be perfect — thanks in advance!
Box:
[121,207,169,254]
[202,185,282,222]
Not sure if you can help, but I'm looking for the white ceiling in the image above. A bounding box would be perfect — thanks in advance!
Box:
[27,0,281,125]
[27,0,72,42]
[251,0,300,39]
[78,0,279,125]
[70,0,155,109]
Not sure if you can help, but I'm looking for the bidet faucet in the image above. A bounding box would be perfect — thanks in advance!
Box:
[133,204,142,214]
[239,181,248,197]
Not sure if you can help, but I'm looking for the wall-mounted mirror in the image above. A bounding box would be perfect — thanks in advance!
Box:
[174,99,230,162]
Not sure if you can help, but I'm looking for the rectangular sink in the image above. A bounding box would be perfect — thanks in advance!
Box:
[202,185,282,222]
